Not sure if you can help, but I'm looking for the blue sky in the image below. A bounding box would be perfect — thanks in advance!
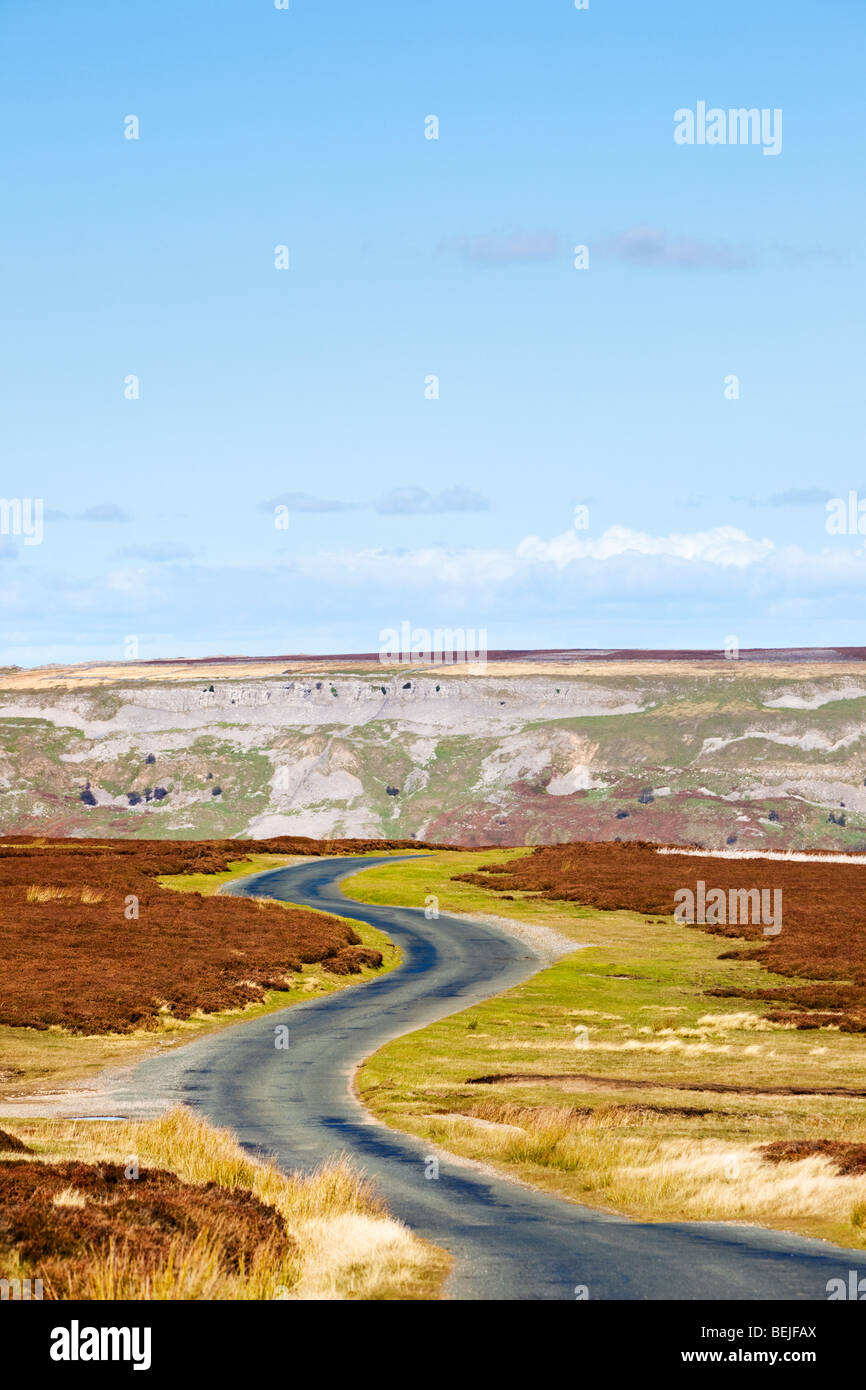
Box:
[1,0,864,664]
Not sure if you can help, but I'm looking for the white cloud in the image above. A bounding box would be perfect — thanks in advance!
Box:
[116,542,194,562]
[596,226,754,270]
[260,492,362,513]
[375,486,490,515]
[306,525,778,587]
[2,524,866,660]
[515,525,775,570]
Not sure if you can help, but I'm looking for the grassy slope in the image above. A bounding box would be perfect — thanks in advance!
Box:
[0,854,400,1104]
[345,852,866,1250]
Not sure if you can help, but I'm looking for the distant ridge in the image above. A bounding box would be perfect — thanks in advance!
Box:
[4,650,866,847]
[116,647,866,667]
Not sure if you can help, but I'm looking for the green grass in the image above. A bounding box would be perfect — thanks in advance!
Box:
[154,853,304,896]
[344,852,866,1249]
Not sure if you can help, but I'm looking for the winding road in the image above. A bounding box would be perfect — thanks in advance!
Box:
[108,855,866,1300]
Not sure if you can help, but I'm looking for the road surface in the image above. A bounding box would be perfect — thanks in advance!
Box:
[109,855,866,1300]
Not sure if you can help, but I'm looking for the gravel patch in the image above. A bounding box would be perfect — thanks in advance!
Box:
[455,911,583,965]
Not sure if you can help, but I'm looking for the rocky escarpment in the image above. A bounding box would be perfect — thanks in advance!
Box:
[1,666,865,849]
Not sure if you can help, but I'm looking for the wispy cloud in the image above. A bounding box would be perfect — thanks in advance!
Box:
[260,486,491,515]
[597,225,754,270]
[45,504,133,523]
[375,486,490,515]
[115,542,194,562]
[758,487,833,508]
[439,226,832,273]
[79,504,132,523]
[5,524,866,657]
[440,232,561,266]
[515,525,774,569]
[259,491,363,513]
[771,243,849,265]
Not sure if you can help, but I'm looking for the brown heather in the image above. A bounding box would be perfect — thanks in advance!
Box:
[0,836,425,1032]
[0,1159,293,1299]
[0,1128,32,1153]
[758,1141,866,1177]
[455,840,866,1030]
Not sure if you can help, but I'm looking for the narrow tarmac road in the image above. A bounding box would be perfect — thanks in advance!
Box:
[111,855,866,1300]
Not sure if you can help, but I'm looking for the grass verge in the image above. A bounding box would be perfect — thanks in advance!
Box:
[345,851,866,1251]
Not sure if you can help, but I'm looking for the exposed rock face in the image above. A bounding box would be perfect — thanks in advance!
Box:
[2,666,866,849]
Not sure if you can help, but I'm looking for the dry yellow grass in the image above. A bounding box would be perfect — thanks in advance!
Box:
[51,1186,86,1208]
[84,1230,255,1301]
[423,1100,866,1245]
[25,885,72,903]
[620,1143,866,1226]
[6,655,865,692]
[24,885,104,905]
[1,1107,449,1300]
